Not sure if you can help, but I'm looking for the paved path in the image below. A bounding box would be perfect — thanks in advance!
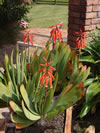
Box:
[0,28,67,63]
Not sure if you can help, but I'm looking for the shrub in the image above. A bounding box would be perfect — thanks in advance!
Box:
[0,0,29,25]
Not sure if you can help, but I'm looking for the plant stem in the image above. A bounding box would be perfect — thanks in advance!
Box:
[28,34,30,62]
[79,50,81,60]
[44,87,47,105]
[53,42,55,50]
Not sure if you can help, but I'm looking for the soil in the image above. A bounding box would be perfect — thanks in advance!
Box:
[4,104,100,133]
[5,112,65,133]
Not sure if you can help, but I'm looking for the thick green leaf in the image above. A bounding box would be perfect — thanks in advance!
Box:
[20,84,38,115]
[22,100,40,121]
[84,78,97,87]
[0,82,11,102]
[11,113,33,127]
[86,82,100,103]
[80,56,94,63]
[9,101,25,118]
[80,103,92,118]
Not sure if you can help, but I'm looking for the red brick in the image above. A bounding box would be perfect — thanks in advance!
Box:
[93,5,100,11]
[69,18,85,25]
[91,18,100,24]
[84,25,91,31]
[96,24,100,28]
[69,5,86,12]
[80,0,87,5]
[86,12,97,18]
[85,19,91,25]
[68,29,77,36]
[85,25,97,31]
[68,35,77,41]
[86,6,93,12]
[69,0,80,5]
[74,19,84,25]
[69,24,80,30]
[67,40,75,47]
[69,12,80,18]
[90,25,97,30]
[98,12,100,17]
[87,0,99,5]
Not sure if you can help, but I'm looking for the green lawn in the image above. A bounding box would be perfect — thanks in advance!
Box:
[27,4,68,29]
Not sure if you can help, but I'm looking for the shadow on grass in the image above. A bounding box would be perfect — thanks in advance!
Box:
[0,21,21,48]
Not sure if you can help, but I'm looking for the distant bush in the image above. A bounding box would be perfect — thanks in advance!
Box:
[0,0,29,25]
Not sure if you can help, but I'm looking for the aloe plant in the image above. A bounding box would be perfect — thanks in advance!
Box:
[0,42,90,129]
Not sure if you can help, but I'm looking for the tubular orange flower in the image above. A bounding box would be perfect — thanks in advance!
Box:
[24,30,34,45]
[40,58,56,88]
[75,29,87,52]
[50,24,63,44]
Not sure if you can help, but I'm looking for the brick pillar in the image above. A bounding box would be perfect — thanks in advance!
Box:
[68,0,100,47]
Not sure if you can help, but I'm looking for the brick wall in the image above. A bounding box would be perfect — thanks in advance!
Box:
[68,0,100,47]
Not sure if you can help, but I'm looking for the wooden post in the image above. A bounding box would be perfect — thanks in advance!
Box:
[64,106,72,133]
[85,125,95,133]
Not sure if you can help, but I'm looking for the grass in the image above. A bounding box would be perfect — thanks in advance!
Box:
[27,3,68,29]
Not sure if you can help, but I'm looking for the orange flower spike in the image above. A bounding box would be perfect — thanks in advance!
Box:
[75,29,87,51]
[40,68,46,72]
[50,24,63,44]
[50,25,55,28]
[44,57,47,62]
[40,58,56,88]
[49,78,53,88]
[40,64,47,67]
[40,73,46,86]
[24,37,27,44]
[24,30,34,45]
[48,71,55,80]
[45,76,48,87]
[48,61,53,65]
[49,66,56,71]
